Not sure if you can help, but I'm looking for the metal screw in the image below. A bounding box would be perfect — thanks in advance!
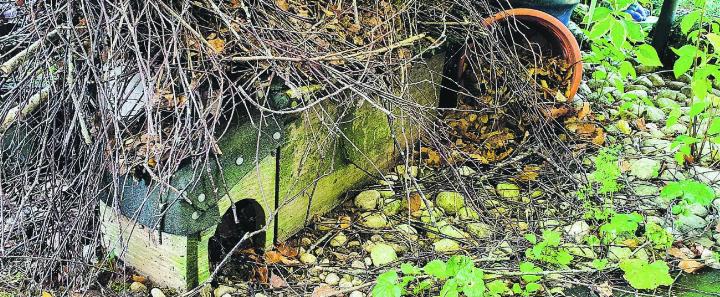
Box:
[235,156,244,166]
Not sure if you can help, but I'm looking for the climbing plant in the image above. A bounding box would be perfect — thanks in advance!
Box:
[666,0,720,164]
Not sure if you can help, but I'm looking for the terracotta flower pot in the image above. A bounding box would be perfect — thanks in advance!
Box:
[482,8,583,100]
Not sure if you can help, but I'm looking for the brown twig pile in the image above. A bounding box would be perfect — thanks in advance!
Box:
[0,0,590,294]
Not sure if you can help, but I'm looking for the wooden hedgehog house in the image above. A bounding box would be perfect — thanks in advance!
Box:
[99,54,447,290]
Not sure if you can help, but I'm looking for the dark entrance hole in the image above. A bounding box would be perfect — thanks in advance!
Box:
[208,199,266,268]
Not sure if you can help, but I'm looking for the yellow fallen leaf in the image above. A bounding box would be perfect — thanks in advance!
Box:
[577,102,591,119]
[679,259,705,273]
[207,38,225,53]
[275,0,289,11]
[42,292,52,297]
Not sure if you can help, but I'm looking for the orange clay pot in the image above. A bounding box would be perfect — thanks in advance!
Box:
[474,8,584,100]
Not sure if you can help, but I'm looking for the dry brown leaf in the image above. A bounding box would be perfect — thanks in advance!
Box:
[518,165,540,182]
[408,192,422,213]
[275,0,289,11]
[277,243,298,258]
[131,275,146,283]
[669,247,692,259]
[577,102,591,119]
[207,38,225,53]
[635,118,647,131]
[592,128,606,145]
[621,238,639,248]
[620,160,632,172]
[679,259,705,273]
[547,106,571,119]
[265,251,285,264]
[421,147,441,166]
[338,215,351,229]
[269,273,289,288]
[311,285,340,297]
[256,266,269,283]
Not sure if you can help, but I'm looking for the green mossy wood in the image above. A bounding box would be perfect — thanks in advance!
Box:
[100,53,445,290]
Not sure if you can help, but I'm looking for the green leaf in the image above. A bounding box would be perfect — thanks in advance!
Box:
[525,282,542,294]
[707,33,720,50]
[423,260,449,279]
[462,269,486,297]
[413,279,433,294]
[589,17,613,40]
[681,10,702,35]
[660,181,684,200]
[519,262,542,283]
[400,263,421,275]
[636,44,663,67]
[554,250,574,266]
[619,61,637,78]
[592,259,609,270]
[610,19,627,46]
[440,278,459,297]
[689,100,710,117]
[542,230,562,247]
[674,55,695,79]
[692,78,710,100]
[524,233,537,244]
[619,259,674,290]
[645,222,674,249]
[486,280,508,297]
[708,117,720,135]
[372,271,402,297]
[625,20,644,42]
[683,180,714,206]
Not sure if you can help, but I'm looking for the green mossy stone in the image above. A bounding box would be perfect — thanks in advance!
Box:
[436,192,466,214]
[370,243,397,267]
[433,238,461,252]
[457,207,480,220]
[360,212,388,229]
[354,190,381,210]
[496,183,521,200]
[467,222,493,239]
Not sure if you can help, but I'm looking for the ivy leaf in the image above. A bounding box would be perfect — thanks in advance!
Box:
[636,44,663,67]
[619,259,674,290]
[372,271,402,297]
[423,260,449,279]
[681,10,702,35]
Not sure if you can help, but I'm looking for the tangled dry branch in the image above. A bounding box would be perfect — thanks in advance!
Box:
[0,0,590,293]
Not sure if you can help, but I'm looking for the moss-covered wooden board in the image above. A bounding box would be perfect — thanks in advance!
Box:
[99,53,445,290]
